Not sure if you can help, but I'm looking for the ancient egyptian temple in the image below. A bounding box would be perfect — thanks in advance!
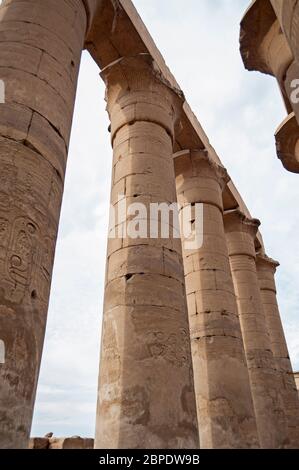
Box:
[0,0,299,450]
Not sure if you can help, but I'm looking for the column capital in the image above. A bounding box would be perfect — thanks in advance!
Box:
[275,112,299,174]
[224,210,261,257]
[174,149,230,187]
[224,209,260,237]
[174,149,230,210]
[256,253,280,293]
[256,253,280,272]
[192,150,230,188]
[100,53,184,143]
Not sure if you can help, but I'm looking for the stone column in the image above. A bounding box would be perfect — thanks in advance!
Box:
[224,210,288,449]
[174,151,258,449]
[95,54,199,449]
[0,0,91,449]
[256,253,299,447]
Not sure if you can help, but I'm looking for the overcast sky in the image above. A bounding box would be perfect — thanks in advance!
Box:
[31,0,299,438]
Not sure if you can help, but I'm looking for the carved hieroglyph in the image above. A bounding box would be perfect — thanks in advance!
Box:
[95,54,199,449]
[0,0,297,451]
[0,0,89,449]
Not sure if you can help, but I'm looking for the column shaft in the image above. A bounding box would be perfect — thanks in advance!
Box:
[0,0,88,448]
[224,211,288,448]
[256,254,299,447]
[95,55,199,449]
[174,152,258,449]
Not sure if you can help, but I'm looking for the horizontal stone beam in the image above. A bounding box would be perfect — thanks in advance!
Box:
[86,0,264,248]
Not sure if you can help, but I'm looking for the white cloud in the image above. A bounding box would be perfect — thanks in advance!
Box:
[32,0,299,438]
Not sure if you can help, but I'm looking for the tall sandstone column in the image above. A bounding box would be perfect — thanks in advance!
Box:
[224,210,288,448]
[0,0,92,449]
[95,54,199,449]
[174,151,258,449]
[256,254,299,447]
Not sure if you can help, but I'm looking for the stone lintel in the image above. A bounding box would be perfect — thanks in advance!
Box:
[240,0,292,78]
[86,0,264,248]
[256,252,280,270]
[100,53,184,144]
[224,210,261,258]
[270,0,299,62]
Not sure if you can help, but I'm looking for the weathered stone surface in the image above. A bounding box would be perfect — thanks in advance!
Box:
[0,0,88,450]
[95,54,198,449]
[175,151,259,449]
[224,210,289,449]
[0,0,295,451]
[85,0,262,250]
[240,0,299,173]
[295,373,299,399]
[256,254,299,447]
